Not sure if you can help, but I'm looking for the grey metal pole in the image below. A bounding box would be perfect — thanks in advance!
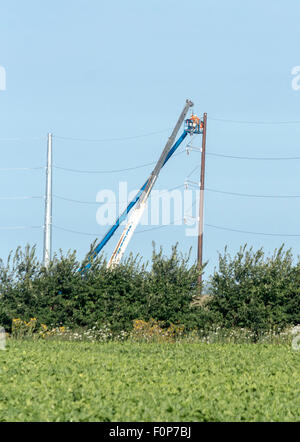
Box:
[198,113,207,288]
[43,133,52,267]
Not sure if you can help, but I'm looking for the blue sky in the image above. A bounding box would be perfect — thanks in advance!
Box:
[1,0,300,278]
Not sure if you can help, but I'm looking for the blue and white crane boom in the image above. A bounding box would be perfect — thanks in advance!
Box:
[107,99,193,267]
[83,99,203,270]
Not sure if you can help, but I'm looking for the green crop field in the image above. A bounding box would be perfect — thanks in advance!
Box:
[0,340,299,422]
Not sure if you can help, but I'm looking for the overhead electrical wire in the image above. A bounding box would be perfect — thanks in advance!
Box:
[209,117,300,125]
[206,152,300,161]
[118,199,300,237]
[205,224,300,237]
[52,199,197,237]
[53,218,300,239]
[0,225,43,230]
[53,128,171,143]
[0,136,45,142]
[53,220,185,237]
[135,222,183,235]
[205,188,300,198]
[184,164,300,199]
[4,149,300,177]
[52,150,185,174]
[3,123,300,241]
[3,185,299,205]
[53,225,100,237]
[0,166,44,171]
[53,185,184,205]
[186,165,200,178]
[0,196,43,200]
[53,162,157,174]
[53,195,102,205]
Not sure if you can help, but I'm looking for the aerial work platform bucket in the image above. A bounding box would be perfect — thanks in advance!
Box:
[184,114,204,134]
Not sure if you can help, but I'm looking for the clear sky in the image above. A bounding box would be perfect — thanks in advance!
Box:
[1,0,300,279]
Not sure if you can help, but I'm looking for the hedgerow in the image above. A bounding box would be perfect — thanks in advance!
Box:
[0,243,209,333]
[0,242,299,336]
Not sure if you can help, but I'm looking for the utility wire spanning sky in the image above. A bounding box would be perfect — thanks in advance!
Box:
[1,0,300,278]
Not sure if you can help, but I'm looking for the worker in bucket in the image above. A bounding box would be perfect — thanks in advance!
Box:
[190,114,200,129]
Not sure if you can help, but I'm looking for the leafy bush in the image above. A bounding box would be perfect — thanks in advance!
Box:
[0,243,204,333]
[207,244,300,337]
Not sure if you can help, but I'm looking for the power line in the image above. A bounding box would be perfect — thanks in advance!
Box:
[209,117,300,125]
[44,167,300,239]
[52,216,300,239]
[0,136,45,142]
[53,162,155,174]
[6,149,300,178]
[137,220,300,238]
[53,199,197,237]
[207,152,300,161]
[205,223,300,237]
[1,146,185,175]
[0,225,43,231]
[205,188,300,198]
[135,197,300,237]
[135,222,182,234]
[53,195,101,205]
[52,151,185,174]
[53,128,171,143]
[0,196,43,200]
[0,166,44,171]
[53,225,100,237]
[53,222,184,237]
[53,185,184,205]
[187,165,200,178]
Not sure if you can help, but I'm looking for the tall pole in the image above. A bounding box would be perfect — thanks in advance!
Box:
[198,113,207,287]
[43,133,52,267]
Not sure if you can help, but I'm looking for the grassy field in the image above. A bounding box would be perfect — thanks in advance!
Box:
[0,340,299,422]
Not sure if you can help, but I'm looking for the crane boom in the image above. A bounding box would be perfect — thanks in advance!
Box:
[81,130,188,272]
[107,99,193,267]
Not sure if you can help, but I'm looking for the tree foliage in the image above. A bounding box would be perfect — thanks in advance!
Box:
[0,243,203,333]
[207,244,300,335]
[0,243,299,335]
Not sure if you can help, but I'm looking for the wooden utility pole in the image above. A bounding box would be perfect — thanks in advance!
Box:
[197,113,207,287]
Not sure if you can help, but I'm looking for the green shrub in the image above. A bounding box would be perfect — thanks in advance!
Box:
[207,244,300,337]
[0,243,204,333]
